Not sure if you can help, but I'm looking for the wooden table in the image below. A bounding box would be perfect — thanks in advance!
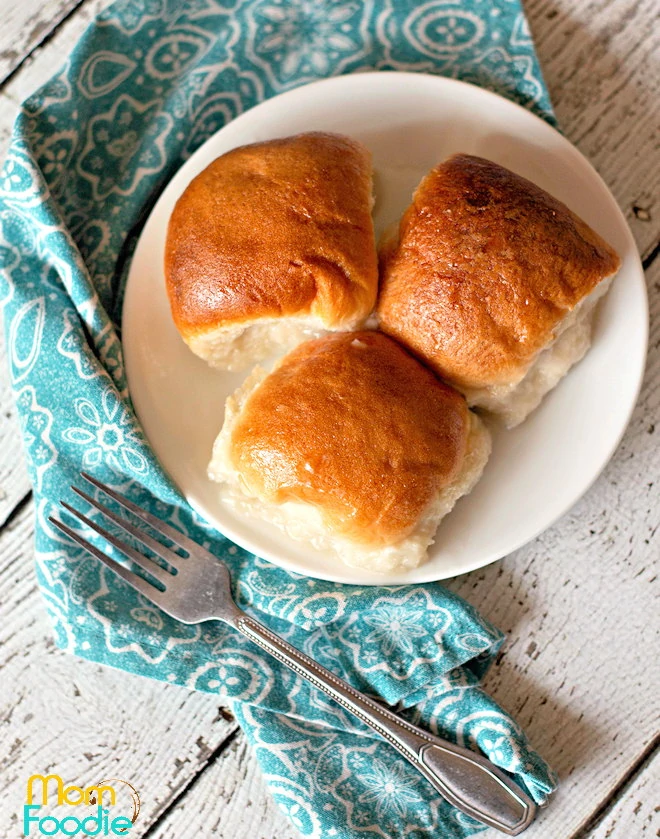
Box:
[0,1,658,836]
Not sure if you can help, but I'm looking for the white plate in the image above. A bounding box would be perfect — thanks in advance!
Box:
[123,72,648,585]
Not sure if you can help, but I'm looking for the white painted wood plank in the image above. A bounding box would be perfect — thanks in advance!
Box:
[144,735,296,839]
[0,164,30,522]
[0,500,240,836]
[1,0,113,108]
[0,20,34,525]
[525,0,660,258]
[0,0,82,86]
[0,344,30,525]
[0,94,13,155]
[585,752,660,839]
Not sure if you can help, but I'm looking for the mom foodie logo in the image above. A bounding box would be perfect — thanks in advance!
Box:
[24,774,140,836]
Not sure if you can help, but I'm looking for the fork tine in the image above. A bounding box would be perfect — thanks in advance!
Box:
[72,485,181,570]
[81,472,197,555]
[60,501,173,587]
[49,516,165,602]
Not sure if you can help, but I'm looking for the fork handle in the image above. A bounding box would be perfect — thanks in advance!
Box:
[234,614,536,835]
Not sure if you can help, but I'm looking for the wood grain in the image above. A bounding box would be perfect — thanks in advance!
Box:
[0,94,13,150]
[0,0,84,87]
[0,0,112,112]
[144,735,296,839]
[525,0,660,258]
[0,363,29,526]
[583,750,660,839]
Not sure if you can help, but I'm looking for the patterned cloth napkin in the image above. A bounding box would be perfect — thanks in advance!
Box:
[0,1,557,836]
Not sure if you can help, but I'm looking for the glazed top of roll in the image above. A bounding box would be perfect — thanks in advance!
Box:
[165,132,378,338]
[377,153,621,389]
[229,331,469,546]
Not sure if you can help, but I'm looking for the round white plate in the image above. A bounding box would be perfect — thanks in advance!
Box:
[123,72,648,585]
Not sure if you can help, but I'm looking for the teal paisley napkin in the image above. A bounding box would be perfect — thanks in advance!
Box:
[0,1,557,836]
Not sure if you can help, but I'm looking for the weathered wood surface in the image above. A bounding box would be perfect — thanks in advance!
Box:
[0,97,12,150]
[0,0,83,86]
[525,0,660,260]
[585,751,660,839]
[0,0,658,837]
[146,736,295,839]
[0,103,29,524]
[0,365,29,526]
[0,0,111,112]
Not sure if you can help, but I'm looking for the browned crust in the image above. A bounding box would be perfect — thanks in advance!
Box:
[165,132,378,337]
[229,331,470,546]
[377,153,621,389]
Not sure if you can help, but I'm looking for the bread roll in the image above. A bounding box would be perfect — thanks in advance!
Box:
[209,331,490,572]
[377,154,621,427]
[165,132,378,369]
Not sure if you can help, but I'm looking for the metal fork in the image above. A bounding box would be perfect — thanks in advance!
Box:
[50,472,538,835]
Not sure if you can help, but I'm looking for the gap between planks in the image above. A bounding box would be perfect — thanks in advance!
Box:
[139,728,241,839]
[642,240,660,272]
[570,736,660,839]
[583,750,660,839]
[0,0,87,89]
[1,489,32,533]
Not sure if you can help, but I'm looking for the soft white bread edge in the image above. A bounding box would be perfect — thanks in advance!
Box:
[186,315,328,372]
[208,370,491,573]
[464,274,616,427]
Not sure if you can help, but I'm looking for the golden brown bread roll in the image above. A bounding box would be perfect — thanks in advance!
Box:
[377,153,621,427]
[165,132,378,370]
[208,331,491,572]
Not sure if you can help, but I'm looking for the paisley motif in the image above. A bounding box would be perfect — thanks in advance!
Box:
[77,51,138,98]
[9,298,45,383]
